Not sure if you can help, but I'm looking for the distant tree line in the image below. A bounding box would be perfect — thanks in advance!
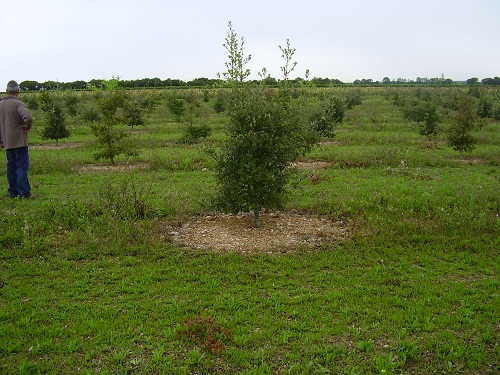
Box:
[466,77,500,85]
[18,76,347,91]
[18,77,216,91]
[378,76,454,85]
[17,75,499,91]
[363,76,500,85]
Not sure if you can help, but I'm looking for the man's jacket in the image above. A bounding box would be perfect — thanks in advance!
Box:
[0,96,33,149]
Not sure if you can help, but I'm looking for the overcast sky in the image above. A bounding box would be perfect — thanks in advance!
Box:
[1,0,499,86]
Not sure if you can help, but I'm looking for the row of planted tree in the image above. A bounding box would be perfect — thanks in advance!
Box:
[389,85,500,154]
[23,81,498,225]
[24,79,500,153]
[21,23,500,227]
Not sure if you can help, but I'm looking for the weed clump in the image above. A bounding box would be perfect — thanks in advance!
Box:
[177,315,233,354]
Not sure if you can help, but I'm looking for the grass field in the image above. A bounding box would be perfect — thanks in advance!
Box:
[1,87,499,374]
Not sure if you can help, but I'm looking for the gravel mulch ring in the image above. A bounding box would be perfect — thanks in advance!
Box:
[164,212,349,254]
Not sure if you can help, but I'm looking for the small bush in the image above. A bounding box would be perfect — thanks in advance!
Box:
[476,96,493,118]
[25,96,39,110]
[179,124,212,144]
[81,107,101,123]
[123,101,145,129]
[447,95,478,157]
[64,95,80,117]
[345,90,362,109]
[310,95,345,137]
[492,104,500,121]
[41,104,70,143]
[213,91,226,113]
[166,96,185,120]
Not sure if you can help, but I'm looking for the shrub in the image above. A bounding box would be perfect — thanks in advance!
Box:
[477,95,493,118]
[310,95,345,137]
[419,102,441,141]
[81,106,101,123]
[25,95,39,110]
[64,94,79,117]
[179,124,212,144]
[213,91,226,113]
[166,95,185,121]
[122,100,145,129]
[345,89,362,109]
[492,104,500,121]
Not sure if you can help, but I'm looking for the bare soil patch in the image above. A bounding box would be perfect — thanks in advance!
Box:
[71,159,330,173]
[293,160,332,170]
[319,140,343,147]
[444,157,487,165]
[31,142,85,150]
[163,212,348,254]
[77,162,149,172]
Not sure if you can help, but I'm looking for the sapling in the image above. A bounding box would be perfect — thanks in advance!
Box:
[166,95,185,122]
[40,92,70,144]
[90,77,138,164]
[419,102,441,143]
[213,23,318,227]
[402,98,441,144]
[41,103,70,144]
[447,95,478,158]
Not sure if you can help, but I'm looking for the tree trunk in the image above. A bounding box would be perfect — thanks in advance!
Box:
[253,209,261,228]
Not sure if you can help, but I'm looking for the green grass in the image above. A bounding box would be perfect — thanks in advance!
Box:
[1,87,499,374]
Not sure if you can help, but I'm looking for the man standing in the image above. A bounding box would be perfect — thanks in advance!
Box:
[0,80,34,198]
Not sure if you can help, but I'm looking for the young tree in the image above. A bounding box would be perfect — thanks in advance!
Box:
[122,100,145,129]
[39,92,71,144]
[221,22,251,84]
[90,77,137,164]
[25,95,39,110]
[476,95,493,118]
[64,94,79,117]
[309,95,345,138]
[402,97,441,143]
[493,104,500,121]
[179,123,211,144]
[41,103,70,144]
[419,102,441,142]
[402,100,428,124]
[184,92,202,127]
[213,90,226,113]
[213,23,318,228]
[447,95,478,158]
[166,95,186,122]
